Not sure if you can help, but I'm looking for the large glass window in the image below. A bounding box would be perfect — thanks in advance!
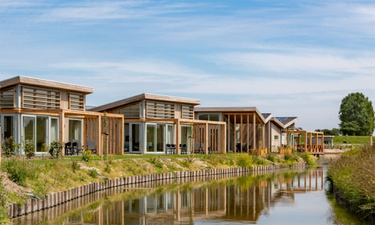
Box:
[156,124,164,152]
[131,124,140,152]
[23,116,36,153]
[50,118,59,143]
[146,125,156,152]
[3,116,14,139]
[69,119,82,142]
[36,117,48,152]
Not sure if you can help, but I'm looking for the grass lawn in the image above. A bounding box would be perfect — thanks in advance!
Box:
[333,136,374,144]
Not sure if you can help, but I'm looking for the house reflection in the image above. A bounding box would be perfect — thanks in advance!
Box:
[62,169,324,225]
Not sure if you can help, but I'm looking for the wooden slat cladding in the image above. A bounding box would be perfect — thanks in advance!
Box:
[69,93,85,111]
[146,101,175,119]
[181,104,194,120]
[21,86,60,109]
[0,87,15,109]
[118,102,141,118]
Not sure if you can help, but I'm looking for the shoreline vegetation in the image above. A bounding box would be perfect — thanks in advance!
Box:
[0,152,316,223]
[327,145,375,223]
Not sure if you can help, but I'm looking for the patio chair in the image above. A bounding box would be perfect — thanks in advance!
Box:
[72,140,82,155]
[65,142,73,156]
[166,144,172,154]
[180,144,187,154]
[86,139,97,154]
[170,144,176,154]
[194,142,202,154]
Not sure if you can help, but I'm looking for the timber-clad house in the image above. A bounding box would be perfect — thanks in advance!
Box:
[0,76,323,156]
[0,76,123,156]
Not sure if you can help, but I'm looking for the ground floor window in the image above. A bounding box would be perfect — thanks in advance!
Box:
[69,119,82,142]
[21,115,59,153]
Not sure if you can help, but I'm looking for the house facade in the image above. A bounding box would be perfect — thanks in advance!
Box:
[90,94,226,155]
[0,76,124,155]
[194,107,266,153]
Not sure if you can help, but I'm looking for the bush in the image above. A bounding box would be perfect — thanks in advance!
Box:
[252,156,268,165]
[82,149,92,162]
[88,169,98,178]
[266,154,278,163]
[284,153,299,162]
[300,153,316,166]
[3,158,38,186]
[236,154,253,168]
[2,136,18,157]
[24,140,35,159]
[49,141,62,158]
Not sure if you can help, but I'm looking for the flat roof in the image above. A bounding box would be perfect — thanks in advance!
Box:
[91,93,201,112]
[0,76,93,94]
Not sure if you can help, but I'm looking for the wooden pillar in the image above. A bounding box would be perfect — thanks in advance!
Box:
[120,117,124,155]
[222,123,227,154]
[321,134,325,153]
[59,110,65,156]
[262,124,265,149]
[204,122,209,155]
[240,114,243,152]
[370,135,373,146]
[227,115,230,153]
[304,132,307,153]
[233,115,236,153]
[176,119,181,155]
[253,114,256,150]
[309,132,312,153]
[247,114,250,153]
[315,133,318,153]
[98,115,102,155]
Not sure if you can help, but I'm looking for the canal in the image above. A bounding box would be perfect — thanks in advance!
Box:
[12,166,367,225]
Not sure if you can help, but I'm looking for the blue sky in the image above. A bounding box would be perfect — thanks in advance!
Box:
[1,0,375,131]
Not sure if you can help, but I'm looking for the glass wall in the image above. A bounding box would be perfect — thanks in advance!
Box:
[36,117,48,152]
[146,124,156,152]
[50,118,59,143]
[156,124,164,152]
[132,124,140,152]
[198,113,221,121]
[69,119,82,142]
[3,116,14,139]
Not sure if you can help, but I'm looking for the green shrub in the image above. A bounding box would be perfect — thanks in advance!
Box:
[71,160,80,173]
[2,136,18,157]
[82,149,92,162]
[266,154,278,163]
[24,139,35,159]
[284,153,299,162]
[88,169,98,178]
[3,158,38,186]
[236,154,253,168]
[49,141,62,158]
[300,153,316,165]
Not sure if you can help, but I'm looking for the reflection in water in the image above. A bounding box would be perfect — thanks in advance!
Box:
[14,168,361,225]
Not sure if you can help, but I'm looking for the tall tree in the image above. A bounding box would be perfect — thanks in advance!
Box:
[339,92,375,136]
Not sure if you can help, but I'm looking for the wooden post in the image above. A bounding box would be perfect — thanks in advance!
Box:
[233,115,236,153]
[204,122,209,155]
[222,123,227,154]
[98,115,102,155]
[309,132,312,153]
[370,135,373,146]
[247,114,250,154]
[240,114,243,153]
[59,110,65,156]
[304,132,308,153]
[176,119,181,155]
[227,115,230,153]
[253,114,256,150]
[315,133,318,153]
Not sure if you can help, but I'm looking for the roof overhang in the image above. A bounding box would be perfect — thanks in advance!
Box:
[91,93,201,112]
[0,76,93,94]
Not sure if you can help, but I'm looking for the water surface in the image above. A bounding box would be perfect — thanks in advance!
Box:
[12,167,366,225]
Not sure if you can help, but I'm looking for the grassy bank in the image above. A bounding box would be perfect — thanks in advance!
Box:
[333,136,374,144]
[0,152,316,222]
[327,145,375,222]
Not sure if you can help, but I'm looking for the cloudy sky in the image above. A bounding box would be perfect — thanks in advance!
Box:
[1,0,374,131]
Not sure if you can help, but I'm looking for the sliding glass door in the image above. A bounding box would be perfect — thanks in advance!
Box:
[1,115,16,142]
[21,115,59,154]
[146,123,166,153]
[69,119,82,142]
